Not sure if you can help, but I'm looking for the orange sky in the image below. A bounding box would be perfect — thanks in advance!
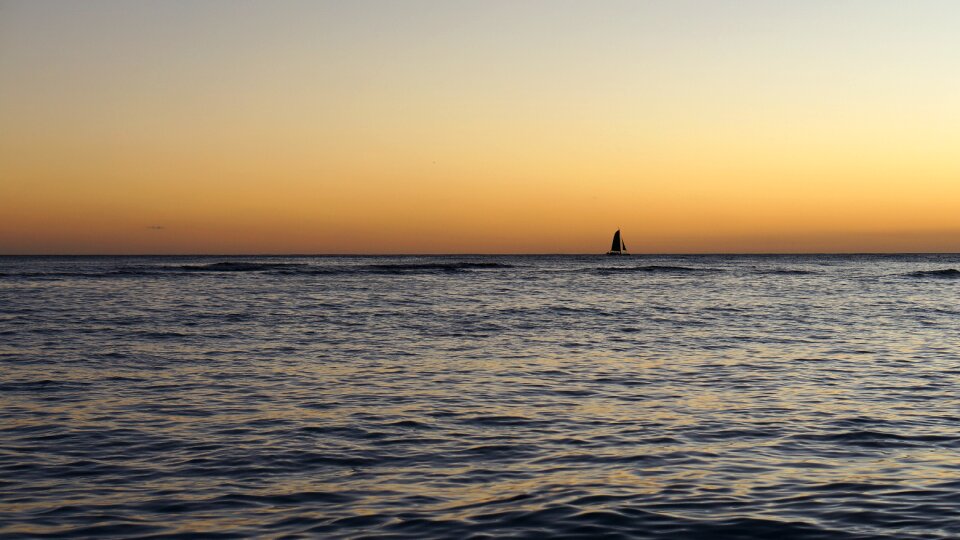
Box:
[2,1,959,254]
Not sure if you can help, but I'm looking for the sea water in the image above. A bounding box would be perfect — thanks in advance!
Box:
[2,255,959,538]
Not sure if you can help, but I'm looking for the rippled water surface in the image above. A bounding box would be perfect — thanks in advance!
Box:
[2,255,960,538]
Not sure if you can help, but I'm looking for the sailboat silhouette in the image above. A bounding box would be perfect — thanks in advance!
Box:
[606,229,629,256]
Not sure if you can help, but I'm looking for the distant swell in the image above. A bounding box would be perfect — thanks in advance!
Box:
[0,261,515,279]
[905,269,960,279]
[150,261,515,275]
[176,262,309,272]
[756,268,817,275]
[362,262,514,273]
[596,265,720,274]
[0,270,155,279]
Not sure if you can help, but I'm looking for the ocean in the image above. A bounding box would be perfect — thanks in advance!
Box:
[2,254,959,539]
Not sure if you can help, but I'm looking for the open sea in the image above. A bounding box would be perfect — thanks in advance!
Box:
[2,254,960,539]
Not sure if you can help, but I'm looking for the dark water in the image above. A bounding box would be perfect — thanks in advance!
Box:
[2,255,960,539]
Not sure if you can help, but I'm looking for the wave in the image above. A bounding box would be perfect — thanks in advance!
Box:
[174,262,310,272]
[755,268,818,275]
[0,264,309,278]
[595,265,721,274]
[790,429,959,448]
[361,262,514,273]
[0,270,156,279]
[0,261,515,279]
[905,268,960,278]
[0,379,93,392]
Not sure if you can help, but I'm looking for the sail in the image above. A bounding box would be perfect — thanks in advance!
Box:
[610,230,622,253]
[621,236,627,251]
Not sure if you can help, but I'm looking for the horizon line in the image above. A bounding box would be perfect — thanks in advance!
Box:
[3,252,960,257]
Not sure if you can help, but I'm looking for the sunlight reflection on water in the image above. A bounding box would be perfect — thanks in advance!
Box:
[1,255,960,538]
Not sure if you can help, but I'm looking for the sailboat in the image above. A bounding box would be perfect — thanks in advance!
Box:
[606,229,629,256]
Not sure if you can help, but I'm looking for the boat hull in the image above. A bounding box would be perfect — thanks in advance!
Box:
[605,251,630,256]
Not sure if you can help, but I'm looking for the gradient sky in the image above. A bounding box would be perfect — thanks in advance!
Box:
[2,0,959,254]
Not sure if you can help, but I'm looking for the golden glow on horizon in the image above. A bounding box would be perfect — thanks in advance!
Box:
[2,1,959,254]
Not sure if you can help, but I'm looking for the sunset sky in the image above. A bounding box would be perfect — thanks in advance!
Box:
[2,0,959,254]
